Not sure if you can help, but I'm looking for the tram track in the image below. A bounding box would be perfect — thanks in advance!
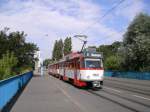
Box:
[84,77,150,112]
[104,81,150,96]
[50,75,150,112]
[87,90,140,112]
[87,89,150,112]
[102,89,150,108]
[61,79,150,112]
[104,77,150,87]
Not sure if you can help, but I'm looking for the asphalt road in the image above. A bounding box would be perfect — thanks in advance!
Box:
[11,74,150,112]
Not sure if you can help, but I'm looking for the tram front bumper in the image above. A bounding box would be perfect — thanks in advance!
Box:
[92,81,103,88]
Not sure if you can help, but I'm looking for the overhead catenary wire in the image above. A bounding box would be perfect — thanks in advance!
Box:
[87,0,136,45]
[81,0,126,34]
[71,0,127,50]
[88,30,123,44]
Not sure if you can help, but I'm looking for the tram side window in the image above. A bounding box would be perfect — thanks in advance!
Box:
[63,63,66,68]
[80,59,85,68]
[62,63,63,69]
[66,63,67,69]
[70,63,72,69]
[77,62,80,69]
[71,62,74,69]
[59,64,62,69]
[67,63,69,69]
[76,60,80,69]
[68,63,70,69]
[65,63,67,69]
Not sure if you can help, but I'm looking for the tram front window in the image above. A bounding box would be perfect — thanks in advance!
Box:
[85,59,101,68]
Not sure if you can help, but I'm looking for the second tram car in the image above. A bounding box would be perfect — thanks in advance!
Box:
[48,48,104,89]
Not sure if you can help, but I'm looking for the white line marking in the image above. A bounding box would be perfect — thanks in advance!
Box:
[133,95,150,101]
[104,86,122,93]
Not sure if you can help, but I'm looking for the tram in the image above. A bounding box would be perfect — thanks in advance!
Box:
[48,48,104,89]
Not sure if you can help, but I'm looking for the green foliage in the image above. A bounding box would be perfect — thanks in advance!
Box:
[52,39,63,61]
[0,28,9,58]
[97,13,150,72]
[97,41,122,59]
[52,40,57,61]
[43,59,53,68]
[18,43,38,68]
[105,55,121,71]
[49,13,150,72]
[0,28,38,67]
[121,13,150,71]
[0,27,39,79]
[64,37,72,55]
[97,41,122,70]
[0,51,18,80]
[52,37,72,61]
[57,39,63,59]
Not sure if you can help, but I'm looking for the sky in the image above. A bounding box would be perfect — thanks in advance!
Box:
[0,0,150,60]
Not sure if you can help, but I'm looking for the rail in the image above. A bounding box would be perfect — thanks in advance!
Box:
[0,71,33,111]
[105,71,150,80]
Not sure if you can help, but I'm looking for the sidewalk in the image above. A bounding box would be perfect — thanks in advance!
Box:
[11,74,79,112]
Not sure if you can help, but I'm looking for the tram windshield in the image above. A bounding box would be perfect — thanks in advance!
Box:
[85,59,102,68]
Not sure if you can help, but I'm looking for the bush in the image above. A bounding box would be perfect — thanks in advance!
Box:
[105,55,121,71]
[0,51,18,80]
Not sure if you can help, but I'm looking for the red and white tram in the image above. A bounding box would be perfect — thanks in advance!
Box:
[48,48,104,89]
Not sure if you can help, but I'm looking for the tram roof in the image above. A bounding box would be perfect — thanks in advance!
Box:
[48,51,103,66]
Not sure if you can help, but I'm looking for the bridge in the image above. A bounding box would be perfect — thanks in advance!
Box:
[0,71,150,112]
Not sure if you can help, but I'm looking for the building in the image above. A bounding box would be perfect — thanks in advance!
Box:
[34,50,42,73]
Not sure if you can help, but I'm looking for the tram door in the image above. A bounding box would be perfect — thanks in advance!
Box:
[74,59,77,80]
[74,58,80,80]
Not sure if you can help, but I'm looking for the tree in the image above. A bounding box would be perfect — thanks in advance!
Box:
[20,43,39,68]
[105,55,121,71]
[43,59,53,68]
[52,40,57,61]
[52,39,63,61]
[0,27,39,77]
[64,37,72,55]
[0,28,9,58]
[52,37,72,61]
[0,51,18,80]
[96,41,122,70]
[121,13,150,71]
[7,31,38,69]
[57,39,63,59]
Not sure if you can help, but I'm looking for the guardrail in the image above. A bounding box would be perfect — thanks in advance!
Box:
[0,71,33,111]
[105,71,150,80]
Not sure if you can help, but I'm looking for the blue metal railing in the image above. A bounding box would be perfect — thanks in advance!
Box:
[104,71,150,80]
[0,71,33,110]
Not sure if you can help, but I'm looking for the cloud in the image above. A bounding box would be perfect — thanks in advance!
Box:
[115,0,145,21]
[0,0,146,59]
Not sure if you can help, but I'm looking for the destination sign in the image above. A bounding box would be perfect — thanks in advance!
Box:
[91,53,102,57]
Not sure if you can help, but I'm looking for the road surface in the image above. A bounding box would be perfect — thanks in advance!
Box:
[11,74,150,112]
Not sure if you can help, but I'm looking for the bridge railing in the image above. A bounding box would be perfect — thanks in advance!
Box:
[0,71,33,111]
[104,71,150,80]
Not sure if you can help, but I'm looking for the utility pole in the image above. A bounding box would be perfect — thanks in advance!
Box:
[73,35,88,52]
